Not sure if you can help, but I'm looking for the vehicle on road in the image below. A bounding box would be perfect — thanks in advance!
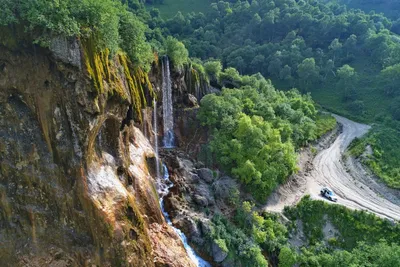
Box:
[321,187,338,202]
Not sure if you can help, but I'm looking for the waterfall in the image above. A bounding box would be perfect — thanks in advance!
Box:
[162,56,175,148]
[157,164,211,267]
[155,57,210,266]
[153,99,161,179]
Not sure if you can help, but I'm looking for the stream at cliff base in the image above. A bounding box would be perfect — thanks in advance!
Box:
[157,164,211,267]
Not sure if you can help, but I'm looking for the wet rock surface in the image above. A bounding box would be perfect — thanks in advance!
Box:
[160,149,240,266]
[0,44,193,266]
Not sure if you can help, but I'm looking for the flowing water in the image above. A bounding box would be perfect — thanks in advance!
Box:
[156,57,210,266]
[157,164,211,267]
[162,57,175,148]
[153,99,161,179]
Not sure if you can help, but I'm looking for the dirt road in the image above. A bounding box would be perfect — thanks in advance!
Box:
[266,115,400,221]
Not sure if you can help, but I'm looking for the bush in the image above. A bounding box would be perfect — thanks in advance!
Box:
[165,36,189,68]
[279,246,297,267]
[204,60,222,81]
[119,10,154,71]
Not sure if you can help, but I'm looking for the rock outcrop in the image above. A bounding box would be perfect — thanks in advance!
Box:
[0,41,194,266]
[161,150,241,266]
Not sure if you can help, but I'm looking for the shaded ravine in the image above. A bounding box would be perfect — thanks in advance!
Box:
[157,164,211,267]
[266,115,400,221]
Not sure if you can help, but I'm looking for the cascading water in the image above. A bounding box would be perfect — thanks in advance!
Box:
[153,99,161,179]
[157,164,211,267]
[155,58,210,266]
[161,56,175,148]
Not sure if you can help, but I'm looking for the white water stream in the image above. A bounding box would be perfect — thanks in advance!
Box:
[162,56,175,148]
[153,56,210,266]
[156,164,211,267]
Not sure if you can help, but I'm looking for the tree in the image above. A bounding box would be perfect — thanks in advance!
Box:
[328,38,343,61]
[344,34,357,57]
[165,36,189,68]
[337,64,356,100]
[268,57,283,78]
[279,65,292,81]
[323,59,336,79]
[0,0,17,25]
[119,11,153,71]
[204,60,223,82]
[75,0,121,53]
[380,63,400,96]
[279,246,297,267]
[297,58,319,91]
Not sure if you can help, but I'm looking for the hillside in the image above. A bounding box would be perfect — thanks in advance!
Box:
[145,0,213,18]
[1,0,400,267]
[148,0,400,191]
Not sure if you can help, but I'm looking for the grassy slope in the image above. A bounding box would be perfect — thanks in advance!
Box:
[146,0,213,18]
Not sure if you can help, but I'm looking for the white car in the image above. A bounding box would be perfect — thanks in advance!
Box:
[321,187,338,202]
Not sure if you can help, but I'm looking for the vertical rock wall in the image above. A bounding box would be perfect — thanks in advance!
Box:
[0,41,194,266]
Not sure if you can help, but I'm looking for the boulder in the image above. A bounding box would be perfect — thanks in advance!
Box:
[193,183,215,207]
[197,168,214,183]
[50,37,82,69]
[190,173,200,184]
[199,219,213,237]
[212,176,238,201]
[175,217,201,239]
[212,240,228,263]
[193,195,209,207]
[184,93,198,107]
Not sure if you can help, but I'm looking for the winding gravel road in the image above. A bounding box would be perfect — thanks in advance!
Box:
[266,115,400,221]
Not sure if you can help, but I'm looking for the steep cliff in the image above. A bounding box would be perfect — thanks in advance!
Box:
[0,39,197,266]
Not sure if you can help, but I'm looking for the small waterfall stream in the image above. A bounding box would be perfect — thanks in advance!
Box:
[152,58,210,266]
[153,99,161,179]
[156,164,211,267]
[162,56,175,148]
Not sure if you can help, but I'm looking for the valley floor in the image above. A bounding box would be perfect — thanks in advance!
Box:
[266,115,400,221]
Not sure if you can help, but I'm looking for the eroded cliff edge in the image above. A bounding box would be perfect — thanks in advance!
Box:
[0,39,197,266]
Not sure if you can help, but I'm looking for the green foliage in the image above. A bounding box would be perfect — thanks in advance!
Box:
[198,75,321,200]
[298,241,400,267]
[76,0,121,53]
[2,0,155,71]
[149,0,400,189]
[218,67,242,86]
[165,36,188,68]
[349,126,400,189]
[154,0,400,123]
[380,63,400,96]
[236,202,288,251]
[119,10,154,72]
[297,58,319,90]
[0,0,18,25]
[285,196,400,249]
[18,0,80,46]
[204,60,222,82]
[207,214,268,267]
[279,246,297,267]
[315,114,337,138]
[207,201,289,266]
[146,0,213,18]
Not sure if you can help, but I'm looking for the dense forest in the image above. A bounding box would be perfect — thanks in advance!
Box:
[148,0,400,189]
[148,0,400,265]
[2,0,400,266]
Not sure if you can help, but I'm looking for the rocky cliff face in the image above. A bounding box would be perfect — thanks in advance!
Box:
[0,40,196,266]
